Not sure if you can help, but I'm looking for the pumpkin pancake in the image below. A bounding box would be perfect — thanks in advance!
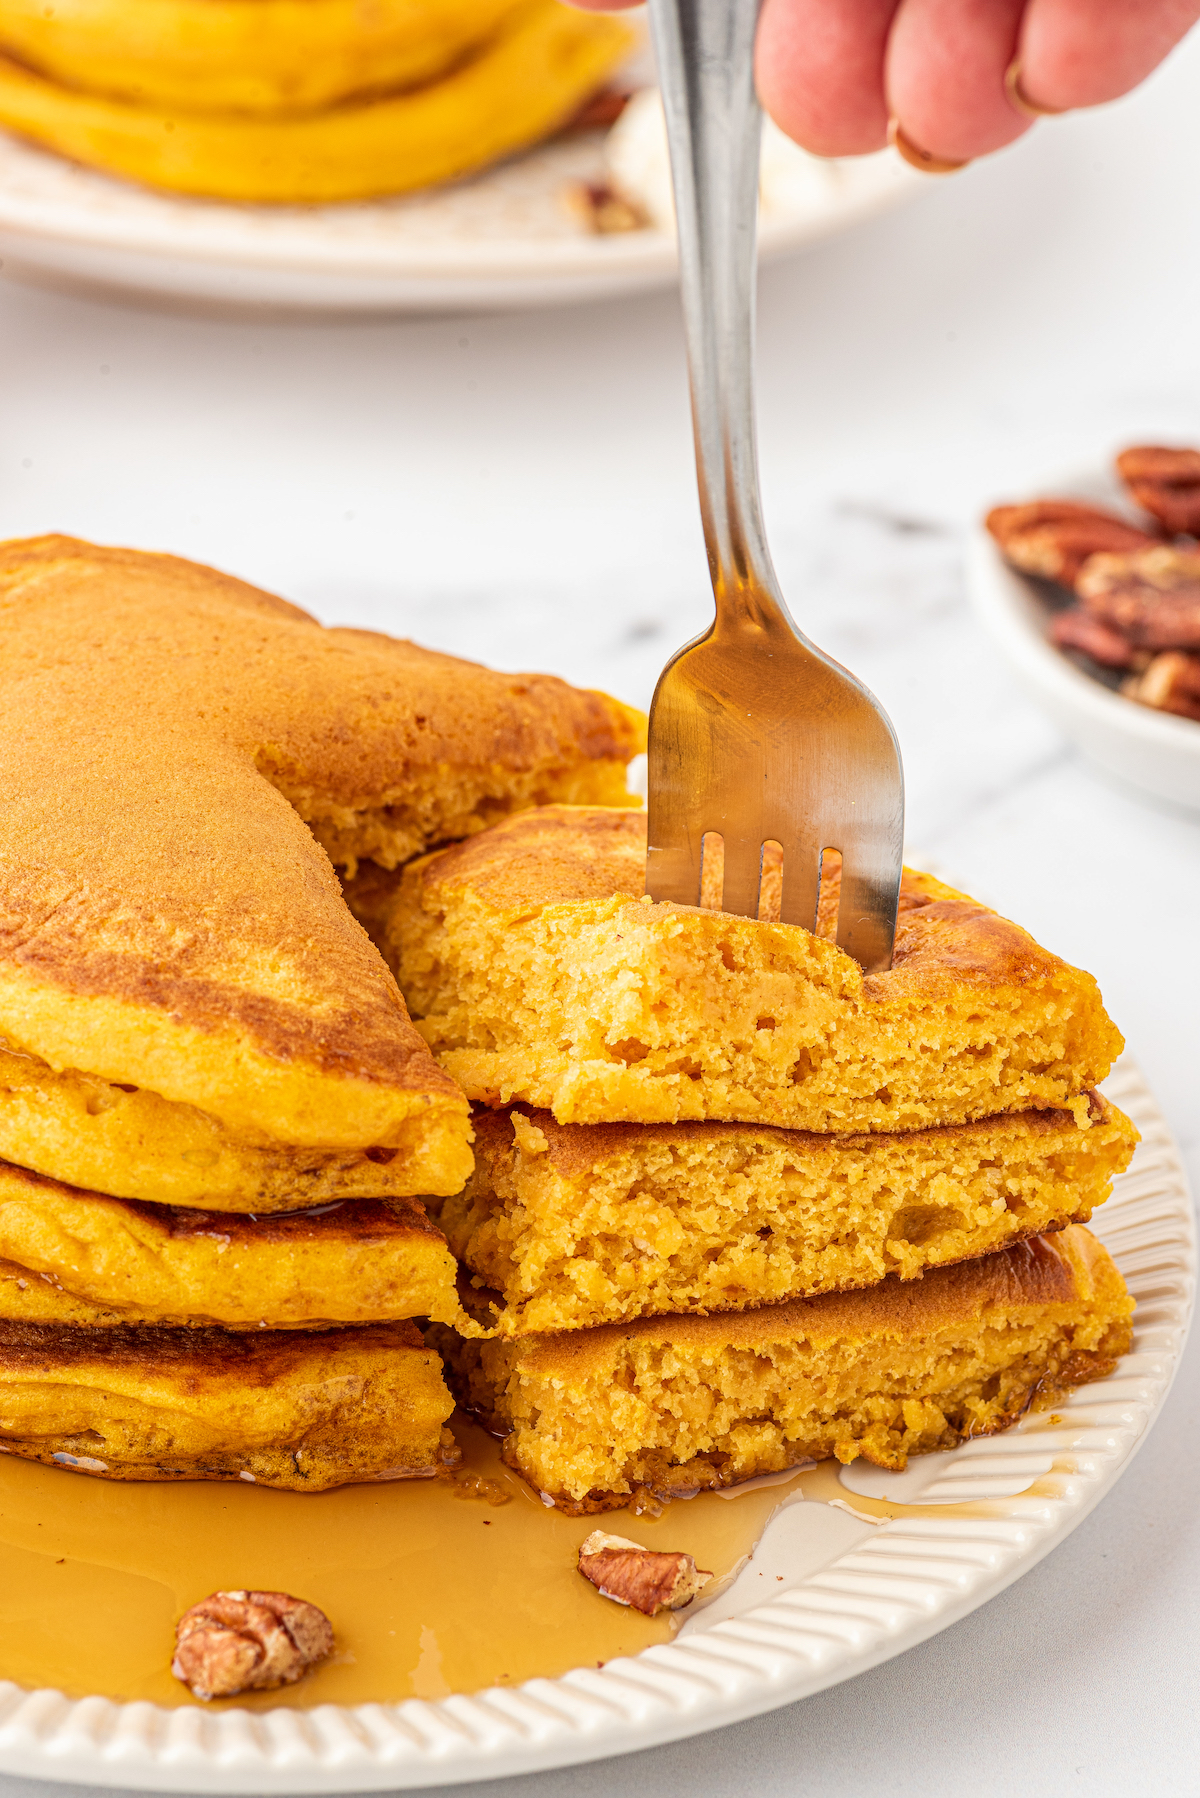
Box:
[0,1158,461,1328]
[437,1094,1137,1335]
[434,1225,1133,1511]
[0,537,643,1204]
[378,806,1123,1132]
[0,1319,457,1490]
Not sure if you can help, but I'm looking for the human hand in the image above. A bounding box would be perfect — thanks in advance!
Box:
[573,0,1200,168]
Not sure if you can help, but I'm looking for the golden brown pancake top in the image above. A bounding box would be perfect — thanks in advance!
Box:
[0,537,642,1144]
[0,1317,424,1377]
[0,1155,443,1246]
[409,805,1084,1003]
[479,1096,1114,1182]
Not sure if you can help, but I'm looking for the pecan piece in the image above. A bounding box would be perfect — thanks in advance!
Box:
[1049,607,1139,669]
[1075,546,1200,650]
[1123,651,1200,722]
[1116,445,1200,537]
[563,179,647,235]
[172,1589,334,1701]
[985,500,1158,589]
[577,1531,713,1616]
[562,87,634,134]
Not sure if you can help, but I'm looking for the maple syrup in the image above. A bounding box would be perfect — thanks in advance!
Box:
[0,1422,1074,1709]
[0,1421,810,1709]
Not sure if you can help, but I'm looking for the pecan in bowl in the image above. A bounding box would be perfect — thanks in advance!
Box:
[1116,445,1200,537]
[985,446,1200,731]
[172,1589,334,1701]
[1075,546,1200,652]
[1048,608,1142,670]
[1123,652,1200,723]
[984,500,1157,588]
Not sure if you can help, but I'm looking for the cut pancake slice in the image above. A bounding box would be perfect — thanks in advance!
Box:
[0,1159,459,1328]
[0,537,643,1202]
[0,1042,466,1211]
[0,1320,457,1490]
[434,1225,1133,1512]
[387,806,1123,1131]
[438,1096,1138,1335]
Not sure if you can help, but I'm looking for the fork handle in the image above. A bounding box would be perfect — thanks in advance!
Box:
[648,0,790,636]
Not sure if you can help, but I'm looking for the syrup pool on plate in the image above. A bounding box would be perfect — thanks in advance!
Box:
[0,1420,822,1707]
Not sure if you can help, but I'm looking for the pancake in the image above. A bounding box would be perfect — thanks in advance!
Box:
[434,1225,1133,1511]
[0,0,531,117]
[0,1040,464,1211]
[0,537,642,1204]
[438,1095,1138,1335]
[0,1159,460,1328]
[0,2,632,203]
[381,806,1123,1131]
[0,1319,456,1490]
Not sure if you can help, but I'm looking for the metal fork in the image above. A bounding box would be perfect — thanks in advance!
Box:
[644,0,904,972]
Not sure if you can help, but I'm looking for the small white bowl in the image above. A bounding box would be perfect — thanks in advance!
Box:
[966,523,1200,815]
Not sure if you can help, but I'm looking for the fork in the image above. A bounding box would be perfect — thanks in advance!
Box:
[644,0,904,972]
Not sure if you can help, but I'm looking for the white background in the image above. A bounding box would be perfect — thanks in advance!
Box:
[1,22,1199,1797]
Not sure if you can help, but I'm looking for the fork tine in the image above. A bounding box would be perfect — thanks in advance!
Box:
[720,836,764,919]
[644,829,702,908]
[777,849,820,933]
[836,848,903,973]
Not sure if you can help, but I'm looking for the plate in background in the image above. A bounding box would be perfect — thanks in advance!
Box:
[0,125,922,314]
[0,1056,1188,1792]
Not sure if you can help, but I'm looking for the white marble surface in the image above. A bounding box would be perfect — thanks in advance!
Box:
[1,23,1199,1798]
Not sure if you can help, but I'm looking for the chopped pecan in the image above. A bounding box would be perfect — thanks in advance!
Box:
[1049,607,1139,669]
[448,1471,512,1505]
[1123,651,1200,722]
[985,500,1158,589]
[562,180,647,235]
[1075,545,1200,650]
[577,1530,713,1616]
[1116,445,1200,537]
[562,88,634,134]
[172,1589,333,1701]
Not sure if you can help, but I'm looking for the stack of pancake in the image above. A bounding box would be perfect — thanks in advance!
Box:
[0,532,1138,1518]
[357,806,1138,1514]
[0,0,633,202]
[0,535,642,1490]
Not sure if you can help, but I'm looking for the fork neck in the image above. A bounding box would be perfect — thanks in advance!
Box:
[649,0,793,641]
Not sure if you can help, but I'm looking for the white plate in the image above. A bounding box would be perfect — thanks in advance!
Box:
[0,1055,1188,1793]
[967,483,1200,814]
[0,125,922,314]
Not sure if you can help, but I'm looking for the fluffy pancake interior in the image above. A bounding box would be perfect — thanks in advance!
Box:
[387,806,1123,1131]
[0,1159,461,1327]
[438,1098,1138,1335]
[0,1320,456,1491]
[0,1040,471,1208]
[433,1226,1133,1510]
